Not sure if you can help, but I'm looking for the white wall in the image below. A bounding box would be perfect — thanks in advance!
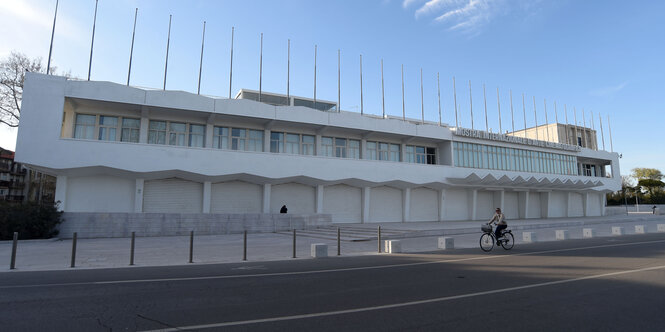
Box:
[210,181,262,213]
[476,191,494,220]
[270,183,315,214]
[369,186,402,222]
[528,192,542,218]
[143,178,202,213]
[587,193,601,216]
[444,188,469,221]
[323,184,362,223]
[549,191,567,217]
[504,192,519,220]
[66,175,135,212]
[409,187,438,222]
[569,192,584,217]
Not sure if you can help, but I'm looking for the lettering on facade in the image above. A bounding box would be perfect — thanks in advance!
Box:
[453,128,581,152]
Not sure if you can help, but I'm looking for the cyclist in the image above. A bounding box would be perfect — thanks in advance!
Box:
[488,208,507,245]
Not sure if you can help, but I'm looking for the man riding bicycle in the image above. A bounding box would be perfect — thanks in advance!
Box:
[488,208,507,245]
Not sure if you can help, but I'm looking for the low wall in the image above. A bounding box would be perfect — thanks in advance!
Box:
[58,213,333,239]
[605,204,664,216]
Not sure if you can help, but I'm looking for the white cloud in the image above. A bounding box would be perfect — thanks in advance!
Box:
[404,0,504,34]
[589,82,628,97]
[403,0,427,9]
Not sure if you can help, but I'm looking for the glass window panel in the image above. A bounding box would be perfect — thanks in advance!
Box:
[74,114,96,140]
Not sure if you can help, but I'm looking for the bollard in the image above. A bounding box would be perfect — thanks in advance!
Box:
[188,231,194,263]
[129,232,136,266]
[292,229,296,258]
[243,230,247,261]
[10,232,18,270]
[337,227,341,256]
[70,232,77,268]
[378,226,382,253]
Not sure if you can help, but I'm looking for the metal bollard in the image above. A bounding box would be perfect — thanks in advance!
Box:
[129,232,135,266]
[243,230,247,261]
[188,231,194,263]
[70,232,77,268]
[378,226,382,253]
[10,232,18,270]
[337,227,341,256]
[292,229,296,258]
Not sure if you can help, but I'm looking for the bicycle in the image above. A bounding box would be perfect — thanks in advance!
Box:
[479,224,514,252]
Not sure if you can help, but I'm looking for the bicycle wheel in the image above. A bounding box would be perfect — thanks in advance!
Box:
[500,232,514,250]
[480,233,494,252]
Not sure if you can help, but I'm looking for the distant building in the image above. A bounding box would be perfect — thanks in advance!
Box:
[508,123,598,151]
[0,148,55,203]
[15,73,620,237]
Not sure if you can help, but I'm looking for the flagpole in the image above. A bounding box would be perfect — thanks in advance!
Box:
[420,68,424,124]
[590,110,596,150]
[401,64,405,121]
[496,87,502,134]
[87,0,99,81]
[564,104,570,145]
[47,0,59,75]
[437,72,442,126]
[314,45,317,110]
[521,93,527,138]
[573,107,579,147]
[229,27,234,99]
[259,33,263,102]
[544,99,549,141]
[337,49,340,112]
[608,115,614,152]
[532,96,538,140]
[509,89,515,133]
[582,108,587,149]
[197,21,206,95]
[163,15,172,90]
[599,113,606,151]
[287,39,290,101]
[381,59,385,118]
[127,8,138,86]
[453,77,458,128]
[483,83,488,132]
[469,80,474,130]
[359,54,363,115]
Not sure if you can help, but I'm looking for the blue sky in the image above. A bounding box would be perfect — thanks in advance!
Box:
[1,0,663,176]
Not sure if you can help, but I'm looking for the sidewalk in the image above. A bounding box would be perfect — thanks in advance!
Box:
[2,214,664,272]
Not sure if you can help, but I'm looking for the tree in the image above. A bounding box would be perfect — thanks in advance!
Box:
[631,168,664,181]
[0,52,52,128]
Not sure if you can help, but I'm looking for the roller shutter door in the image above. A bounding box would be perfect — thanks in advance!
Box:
[143,178,202,213]
[323,184,362,223]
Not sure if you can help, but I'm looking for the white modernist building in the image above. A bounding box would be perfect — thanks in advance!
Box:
[15,73,621,237]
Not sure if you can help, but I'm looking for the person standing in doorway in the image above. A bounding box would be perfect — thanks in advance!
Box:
[488,208,507,245]
[280,205,288,213]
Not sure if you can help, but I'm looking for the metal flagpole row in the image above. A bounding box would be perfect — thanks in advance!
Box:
[496,87,502,134]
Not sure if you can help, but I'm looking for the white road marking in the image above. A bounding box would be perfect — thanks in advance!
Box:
[140,264,665,331]
[1,238,664,290]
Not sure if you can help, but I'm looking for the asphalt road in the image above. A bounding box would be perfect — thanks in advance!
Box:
[2,233,665,331]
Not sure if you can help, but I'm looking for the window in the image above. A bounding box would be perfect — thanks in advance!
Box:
[121,118,140,143]
[406,145,436,164]
[98,116,118,141]
[322,137,360,159]
[271,132,314,155]
[74,114,96,139]
[148,121,205,147]
[213,127,263,151]
[189,124,205,147]
[366,141,400,162]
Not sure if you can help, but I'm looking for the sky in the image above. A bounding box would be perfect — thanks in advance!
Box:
[0,0,663,176]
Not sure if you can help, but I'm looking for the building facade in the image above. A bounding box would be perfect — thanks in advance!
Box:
[15,73,621,236]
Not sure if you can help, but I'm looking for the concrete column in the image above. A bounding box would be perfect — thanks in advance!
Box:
[134,179,144,213]
[360,138,367,159]
[55,175,67,211]
[262,184,271,213]
[493,190,505,212]
[518,191,529,219]
[400,143,407,162]
[566,192,573,217]
[315,134,323,156]
[583,192,589,217]
[541,191,551,218]
[468,189,477,220]
[403,188,411,222]
[438,188,446,222]
[205,124,214,148]
[601,193,607,216]
[263,129,271,152]
[202,181,211,213]
[139,109,149,144]
[316,185,324,213]
[362,187,371,223]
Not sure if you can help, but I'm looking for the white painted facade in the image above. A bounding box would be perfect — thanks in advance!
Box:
[15,73,621,227]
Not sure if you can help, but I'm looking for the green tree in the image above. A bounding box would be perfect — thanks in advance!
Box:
[631,168,664,181]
